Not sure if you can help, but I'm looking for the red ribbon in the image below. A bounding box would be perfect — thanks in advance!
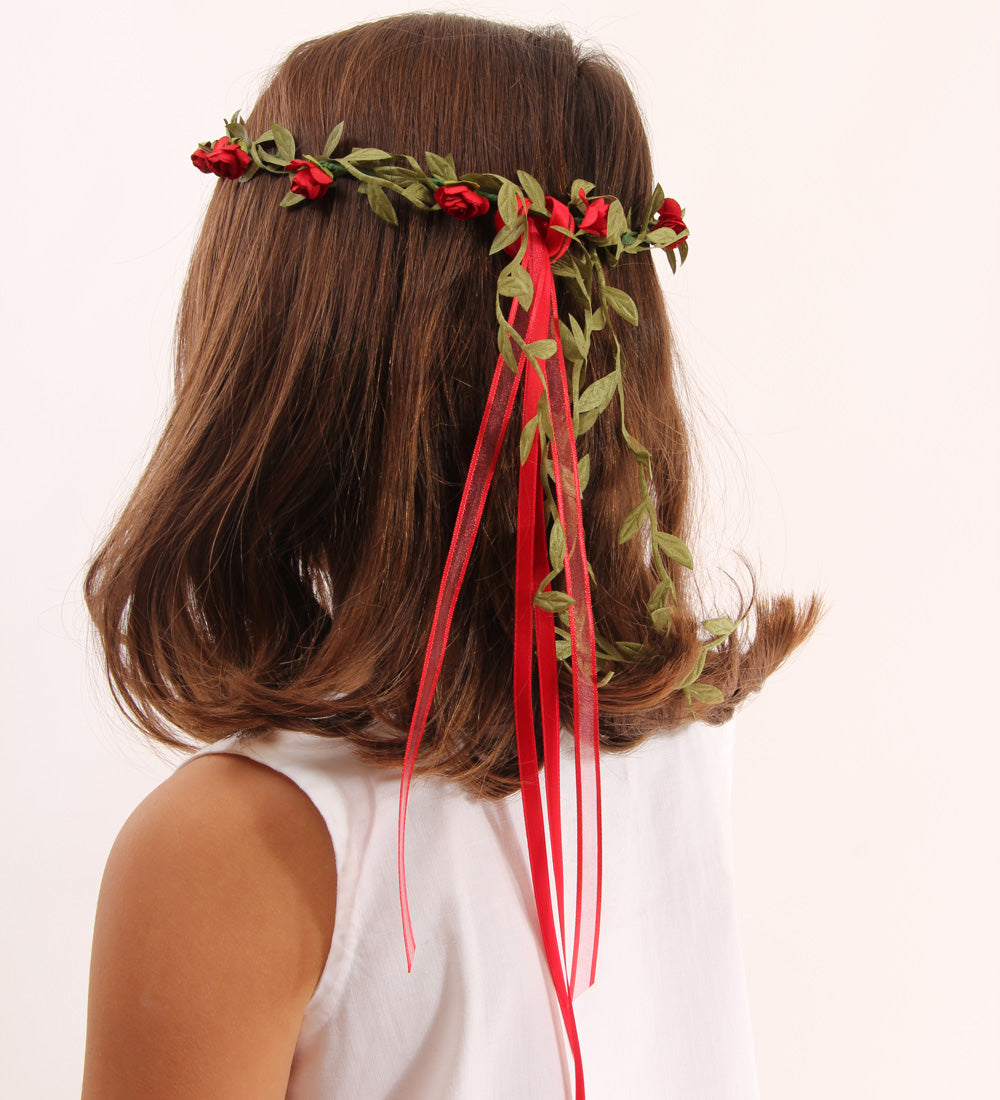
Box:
[398,208,602,1097]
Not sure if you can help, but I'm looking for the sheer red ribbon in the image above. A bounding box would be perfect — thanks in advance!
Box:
[398,213,602,1096]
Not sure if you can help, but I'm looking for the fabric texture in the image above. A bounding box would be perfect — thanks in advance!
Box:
[181,721,760,1099]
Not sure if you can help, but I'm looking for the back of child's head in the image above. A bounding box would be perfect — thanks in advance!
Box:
[86,12,820,797]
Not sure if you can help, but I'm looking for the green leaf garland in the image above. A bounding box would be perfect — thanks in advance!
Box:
[191,111,738,709]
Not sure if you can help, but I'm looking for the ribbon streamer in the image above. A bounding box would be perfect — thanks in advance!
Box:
[398,212,603,1096]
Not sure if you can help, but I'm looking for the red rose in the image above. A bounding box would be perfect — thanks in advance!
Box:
[543,196,574,261]
[190,136,251,180]
[578,188,610,237]
[287,159,334,200]
[435,183,491,219]
[653,197,687,249]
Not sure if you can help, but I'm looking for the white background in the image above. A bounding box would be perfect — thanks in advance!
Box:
[3,1,998,1096]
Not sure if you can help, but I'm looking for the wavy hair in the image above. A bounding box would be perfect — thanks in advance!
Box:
[85,12,821,797]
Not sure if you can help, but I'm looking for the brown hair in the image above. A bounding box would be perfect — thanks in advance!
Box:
[85,12,821,797]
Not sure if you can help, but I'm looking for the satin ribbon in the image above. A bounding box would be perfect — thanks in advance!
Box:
[398,208,603,1097]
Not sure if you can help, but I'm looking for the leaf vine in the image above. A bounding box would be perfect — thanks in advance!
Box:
[193,112,737,710]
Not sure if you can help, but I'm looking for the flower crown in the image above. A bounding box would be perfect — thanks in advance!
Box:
[192,112,689,257]
[191,113,732,683]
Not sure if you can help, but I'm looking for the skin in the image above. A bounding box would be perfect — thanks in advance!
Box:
[81,752,337,1099]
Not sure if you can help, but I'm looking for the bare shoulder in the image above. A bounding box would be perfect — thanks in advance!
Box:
[82,750,337,1100]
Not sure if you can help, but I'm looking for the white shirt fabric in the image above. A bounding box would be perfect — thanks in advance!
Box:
[183,720,760,1099]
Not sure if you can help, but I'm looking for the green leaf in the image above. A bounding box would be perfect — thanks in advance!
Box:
[489,220,524,256]
[555,638,573,660]
[617,499,649,544]
[577,452,590,494]
[575,407,601,438]
[624,429,652,466]
[568,313,590,359]
[686,682,724,704]
[548,520,566,571]
[497,261,533,304]
[571,356,583,416]
[550,254,582,281]
[401,154,429,177]
[615,640,649,659]
[497,180,521,228]
[576,370,619,416]
[516,170,547,211]
[558,320,584,363]
[654,531,694,569]
[678,239,689,265]
[497,321,519,372]
[640,182,666,230]
[424,150,457,180]
[665,248,677,274]
[251,131,288,168]
[601,285,639,326]
[526,338,556,361]
[703,617,736,637]
[382,165,421,185]
[270,124,296,163]
[647,579,673,614]
[678,648,707,689]
[606,199,628,241]
[279,190,306,208]
[460,171,504,191]
[650,182,665,213]
[402,182,434,208]
[348,147,392,162]
[519,416,538,465]
[648,576,675,633]
[534,590,575,613]
[322,121,345,159]
[339,163,374,186]
[537,399,553,444]
[365,182,398,226]
[537,565,561,596]
[646,226,681,248]
[650,606,672,632]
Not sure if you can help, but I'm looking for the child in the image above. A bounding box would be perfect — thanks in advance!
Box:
[82,12,819,1098]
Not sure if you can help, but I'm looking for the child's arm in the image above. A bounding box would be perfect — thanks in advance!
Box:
[82,752,337,1099]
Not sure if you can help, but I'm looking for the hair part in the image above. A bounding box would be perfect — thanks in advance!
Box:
[85,12,821,798]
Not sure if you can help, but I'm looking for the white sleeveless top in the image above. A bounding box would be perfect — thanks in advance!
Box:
[185,721,760,1099]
